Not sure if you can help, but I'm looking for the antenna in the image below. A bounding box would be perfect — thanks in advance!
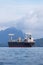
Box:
[8,34,14,41]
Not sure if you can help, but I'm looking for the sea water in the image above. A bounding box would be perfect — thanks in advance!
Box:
[0,47,43,65]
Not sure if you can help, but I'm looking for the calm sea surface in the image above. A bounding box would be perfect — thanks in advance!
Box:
[0,47,43,65]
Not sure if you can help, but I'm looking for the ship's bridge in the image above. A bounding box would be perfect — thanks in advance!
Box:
[24,33,34,43]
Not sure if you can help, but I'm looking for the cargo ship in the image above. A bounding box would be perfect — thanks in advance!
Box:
[8,33,35,47]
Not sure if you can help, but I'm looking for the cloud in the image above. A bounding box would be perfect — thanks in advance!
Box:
[0,2,43,23]
[0,8,43,38]
[0,26,9,31]
[0,1,43,39]
[16,9,43,38]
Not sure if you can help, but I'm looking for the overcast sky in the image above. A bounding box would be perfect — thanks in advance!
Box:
[0,0,43,39]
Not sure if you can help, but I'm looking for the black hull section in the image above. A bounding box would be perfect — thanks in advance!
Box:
[8,42,34,47]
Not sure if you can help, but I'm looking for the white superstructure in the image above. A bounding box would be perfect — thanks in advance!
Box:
[24,33,34,43]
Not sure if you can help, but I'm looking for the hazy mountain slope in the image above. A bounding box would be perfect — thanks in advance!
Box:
[34,38,43,47]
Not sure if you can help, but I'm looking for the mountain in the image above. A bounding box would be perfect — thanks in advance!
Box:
[0,27,25,47]
[34,38,43,47]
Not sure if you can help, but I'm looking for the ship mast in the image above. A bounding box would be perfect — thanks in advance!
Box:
[8,34,14,41]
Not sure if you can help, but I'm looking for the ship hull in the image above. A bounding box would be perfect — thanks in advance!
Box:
[8,42,34,47]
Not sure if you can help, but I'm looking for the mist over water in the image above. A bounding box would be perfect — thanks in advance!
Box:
[0,47,43,65]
